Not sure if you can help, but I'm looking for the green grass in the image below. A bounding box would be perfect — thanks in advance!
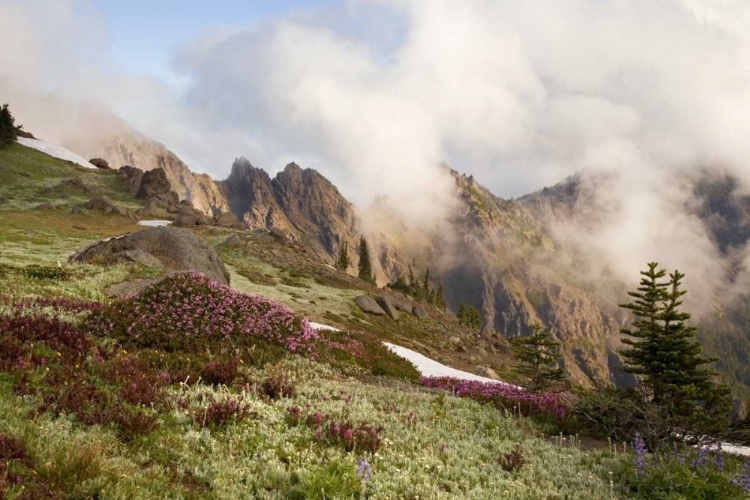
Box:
[0,143,141,212]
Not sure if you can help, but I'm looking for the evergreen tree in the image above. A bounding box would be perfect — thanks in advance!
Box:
[620,263,731,435]
[357,236,375,285]
[511,324,566,392]
[457,302,482,331]
[0,103,21,146]
[422,268,431,298]
[407,265,415,288]
[335,241,349,271]
[387,274,408,291]
[436,283,446,311]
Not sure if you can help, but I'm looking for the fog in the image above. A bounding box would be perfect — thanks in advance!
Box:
[3,0,750,304]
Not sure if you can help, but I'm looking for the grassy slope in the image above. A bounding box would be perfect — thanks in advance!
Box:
[3,142,735,499]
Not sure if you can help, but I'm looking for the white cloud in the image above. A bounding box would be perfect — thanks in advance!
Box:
[4,0,750,298]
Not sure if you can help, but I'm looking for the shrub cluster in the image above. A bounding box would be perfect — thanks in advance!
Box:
[287,405,383,454]
[619,434,749,498]
[20,265,73,281]
[419,376,569,421]
[316,328,420,381]
[0,431,65,499]
[192,394,253,428]
[86,272,318,355]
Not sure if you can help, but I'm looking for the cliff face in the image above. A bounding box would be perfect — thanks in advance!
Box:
[94,134,230,216]
[430,172,630,387]
[220,158,361,260]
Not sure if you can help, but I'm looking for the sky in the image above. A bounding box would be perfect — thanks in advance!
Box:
[3,0,750,299]
[93,0,330,90]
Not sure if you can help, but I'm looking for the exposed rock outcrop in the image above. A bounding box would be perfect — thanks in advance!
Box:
[356,296,386,316]
[375,296,400,320]
[69,226,230,285]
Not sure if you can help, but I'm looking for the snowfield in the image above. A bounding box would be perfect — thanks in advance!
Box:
[307,322,511,385]
[138,220,172,227]
[17,138,96,169]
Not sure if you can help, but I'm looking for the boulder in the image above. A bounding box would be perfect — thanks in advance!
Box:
[89,158,110,170]
[223,234,243,246]
[84,194,116,212]
[69,226,231,285]
[392,298,414,313]
[412,306,429,319]
[118,166,144,196]
[732,398,748,424]
[167,204,180,214]
[216,211,241,228]
[196,213,214,226]
[136,168,172,200]
[475,366,501,381]
[355,295,386,315]
[173,212,198,228]
[375,296,400,320]
[104,279,159,298]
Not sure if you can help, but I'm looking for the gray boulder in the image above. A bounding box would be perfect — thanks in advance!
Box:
[84,194,116,212]
[196,213,214,226]
[392,298,414,313]
[223,234,243,246]
[69,226,230,285]
[375,296,400,320]
[172,208,198,228]
[216,211,241,228]
[412,306,429,319]
[356,295,386,315]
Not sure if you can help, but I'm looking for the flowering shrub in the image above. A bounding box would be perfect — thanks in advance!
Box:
[0,296,100,316]
[0,312,91,372]
[200,356,240,386]
[260,372,296,400]
[194,394,253,428]
[86,273,318,355]
[419,376,569,421]
[285,405,382,454]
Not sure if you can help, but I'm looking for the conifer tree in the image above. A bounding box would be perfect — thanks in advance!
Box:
[436,283,446,311]
[0,103,21,146]
[423,268,431,298]
[335,241,349,271]
[620,262,731,435]
[457,302,482,331]
[357,236,375,285]
[511,324,566,392]
[407,265,415,289]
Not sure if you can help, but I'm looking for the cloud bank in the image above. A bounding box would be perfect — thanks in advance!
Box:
[3,0,750,301]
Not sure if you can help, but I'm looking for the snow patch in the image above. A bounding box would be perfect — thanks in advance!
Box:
[309,322,341,332]
[383,342,517,386]
[138,220,172,227]
[17,138,96,169]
